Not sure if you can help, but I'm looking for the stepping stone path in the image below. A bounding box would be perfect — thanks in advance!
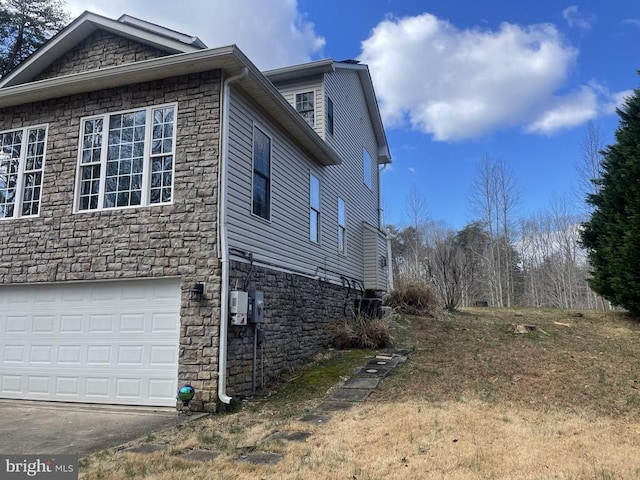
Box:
[237,451,284,465]
[240,347,410,466]
[117,348,410,467]
[180,449,221,461]
[121,443,165,454]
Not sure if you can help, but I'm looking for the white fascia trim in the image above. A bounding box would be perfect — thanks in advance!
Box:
[117,14,206,49]
[0,46,238,107]
[0,45,341,167]
[262,58,334,83]
[334,64,391,165]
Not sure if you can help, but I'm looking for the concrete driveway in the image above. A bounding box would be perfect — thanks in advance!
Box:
[0,400,203,457]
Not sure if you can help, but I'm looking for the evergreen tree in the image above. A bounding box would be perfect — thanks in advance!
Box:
[580,76,640,317]
[0,0,68,77]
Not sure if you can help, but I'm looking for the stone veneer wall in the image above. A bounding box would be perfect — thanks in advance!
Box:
[226,260,350,397]
[0,69,223,411]
[35,30,171,81]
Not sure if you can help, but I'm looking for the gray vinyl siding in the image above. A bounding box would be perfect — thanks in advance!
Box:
[362,222,389,291]
[323,69,380,230]
[323,69,387,289]
[275,77,324,138]
[227,88,364,283]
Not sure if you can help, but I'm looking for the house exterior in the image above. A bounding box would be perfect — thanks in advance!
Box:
[0,12,392,411]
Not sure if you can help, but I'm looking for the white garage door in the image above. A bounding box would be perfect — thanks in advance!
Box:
[0,279,181,407]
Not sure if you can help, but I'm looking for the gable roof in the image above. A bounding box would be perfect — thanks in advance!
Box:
[0,11,205,88]
[263,59,392,164]
[0,43,341,167]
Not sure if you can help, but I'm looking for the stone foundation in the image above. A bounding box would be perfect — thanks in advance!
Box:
[226,260,352,397]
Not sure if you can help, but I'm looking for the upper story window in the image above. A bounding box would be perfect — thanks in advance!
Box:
[337,197,346,255]
[75,104,176,212]
[252,126,271,220]
[327,97,334,136]
[363,147,373,189]
[0,125,47,220]
[309,173,320,243]
[295,91,315,128]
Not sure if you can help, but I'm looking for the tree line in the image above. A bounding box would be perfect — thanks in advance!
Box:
[389,124,614,312]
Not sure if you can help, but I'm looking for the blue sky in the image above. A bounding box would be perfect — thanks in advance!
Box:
[65,0,640,229]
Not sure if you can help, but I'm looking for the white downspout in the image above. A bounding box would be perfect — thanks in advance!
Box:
[379,163,394,291]
[218,66,248,404]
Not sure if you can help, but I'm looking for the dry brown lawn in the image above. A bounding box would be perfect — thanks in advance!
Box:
[80,308,640,479]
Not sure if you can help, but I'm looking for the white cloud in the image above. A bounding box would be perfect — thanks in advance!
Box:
[597,86,633,114]
[64,0,325,70]
[622,18,640,28]
[526,86,597,134]
[360,13,623,141]
[562,5,594,30]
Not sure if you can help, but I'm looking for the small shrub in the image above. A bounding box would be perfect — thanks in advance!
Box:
[328,315,393,349]
[385,281,439,316]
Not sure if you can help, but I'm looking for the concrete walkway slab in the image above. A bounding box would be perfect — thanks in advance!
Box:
[298,413,331,424]
[343,377,380,389]
[379,348,412,357]
[121,444,165,454]
[261,430,312,443]
[367,358,400,368]
[354,365,393,377]
[181,449,221,462]
[330,388,372,402]
[316,400,355,412]
[237,451,284,465]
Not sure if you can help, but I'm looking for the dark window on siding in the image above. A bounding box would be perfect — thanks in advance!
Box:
[252,126,271,220]
[337,196,346,254]
[327,97,334,136]
[310,173,320,243]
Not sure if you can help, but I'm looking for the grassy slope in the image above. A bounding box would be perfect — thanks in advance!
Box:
[80,309,640,480]
[374,308,640,418]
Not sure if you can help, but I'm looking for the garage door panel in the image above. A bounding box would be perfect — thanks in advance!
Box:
[0,279,181,407]
[1,375,21,393]
[150,346,178,365]
[30,345,52,363]
[60,315,83,333]
[6,316,26,333]
[57,377,79,395]
[28,376,50,394]
[32,316,54,333]
[89,314,115,333]
[59,345,82,364]
[120,314,145,332]
[149,379,175,400]
[3,346,24,363]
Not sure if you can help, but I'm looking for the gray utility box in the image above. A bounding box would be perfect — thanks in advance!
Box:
[248,290,265,323]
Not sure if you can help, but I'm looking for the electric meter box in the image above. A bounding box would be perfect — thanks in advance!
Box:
[229,290,248,325]
[248,290,265,323]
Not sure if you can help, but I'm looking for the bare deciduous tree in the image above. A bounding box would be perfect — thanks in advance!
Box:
[575,121,605,212]
[469,155,520,307]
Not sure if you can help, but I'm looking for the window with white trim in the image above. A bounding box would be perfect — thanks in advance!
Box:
[363,147,373,189]
[75,104,176,211]
[252,126,271,220]
[0,125,47,219]
[310,173,320,243]
[295,91,315,128]
[337,197,346,255]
